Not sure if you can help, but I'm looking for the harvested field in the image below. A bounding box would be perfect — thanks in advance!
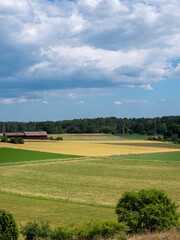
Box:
[1,140,179,156]
[48,133,119,140]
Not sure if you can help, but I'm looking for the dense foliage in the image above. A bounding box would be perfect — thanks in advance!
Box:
[0,116,179,137]
[1,137,24,144]
[0,209,19,240]
[21,220,126,240]
[21,221,51,240]
[116,189,179,233]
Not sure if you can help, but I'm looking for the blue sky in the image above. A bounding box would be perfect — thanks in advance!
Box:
[0,0,180,121]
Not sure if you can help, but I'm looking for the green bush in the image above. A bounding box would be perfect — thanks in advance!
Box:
[0,209,19,240]
[9,138,18,144]
[50,226,74,240]
[1,135,8,142]
[56,137,63,141]
[116,189,179,233]
[74,220,125,239]
[9,137,24,144]
[21,221,51,240]
[17,137,24,144]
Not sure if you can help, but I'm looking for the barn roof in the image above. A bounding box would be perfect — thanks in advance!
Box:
[4,132,25,137]
[24,131,47,136]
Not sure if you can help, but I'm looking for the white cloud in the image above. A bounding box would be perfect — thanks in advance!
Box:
[114,101,122,105]
[161,98,166,102]
[0,98,15,105]
[0,0,180,98]
[17,98,27,103]
[42,101,48,104]
[139,84,154,91]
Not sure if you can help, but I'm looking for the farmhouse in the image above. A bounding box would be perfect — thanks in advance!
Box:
[24,131,47,139]
[148,136,164,141]
[3,131,47,139]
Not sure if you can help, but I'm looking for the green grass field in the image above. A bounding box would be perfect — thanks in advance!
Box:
[0,147,179,227]
[112,151,180,162]
[115,134,150,140]
[0,148,81,164]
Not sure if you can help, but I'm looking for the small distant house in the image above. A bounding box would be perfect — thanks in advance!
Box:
[3,131,47,139]
[148,136,159,141]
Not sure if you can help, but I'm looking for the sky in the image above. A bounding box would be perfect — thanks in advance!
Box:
[0,0,180,121]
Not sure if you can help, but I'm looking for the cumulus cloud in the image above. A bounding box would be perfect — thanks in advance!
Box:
[0,0,180,101]
[139,84,154,91]
[114,101,122,105]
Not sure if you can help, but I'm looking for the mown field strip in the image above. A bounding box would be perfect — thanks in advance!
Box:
[1,140,179,156]
[0,192,116,227]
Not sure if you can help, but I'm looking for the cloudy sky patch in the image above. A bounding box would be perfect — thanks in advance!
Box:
[0,0,179,120]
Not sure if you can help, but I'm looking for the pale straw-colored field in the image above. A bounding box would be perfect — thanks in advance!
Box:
[0,140,179,156]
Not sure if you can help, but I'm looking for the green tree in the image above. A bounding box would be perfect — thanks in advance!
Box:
[116,189,179,233]
[1,135,8,142]
[0,209,19,240]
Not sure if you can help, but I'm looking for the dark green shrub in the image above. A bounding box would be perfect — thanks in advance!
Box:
[74,220,125,239]
[0,209,19,240]
[49,137,54,140]
[9,137,24,144]
[9,137,18,144]
[116,189,179,234]
[56,137,63,141]
[1,135,8,142]
[17,137,24,144]
[50,226,74,240]
[21,221,51,240]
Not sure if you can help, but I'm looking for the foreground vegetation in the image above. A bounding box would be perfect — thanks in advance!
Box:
[1,190,179,240]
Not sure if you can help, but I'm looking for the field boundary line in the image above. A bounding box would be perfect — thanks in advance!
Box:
[0,156,90,167]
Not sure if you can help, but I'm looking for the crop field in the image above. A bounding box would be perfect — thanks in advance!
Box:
[0,141,180,227]
[0,148,81,165]
[1,140,179,156]
[48,133,119,140]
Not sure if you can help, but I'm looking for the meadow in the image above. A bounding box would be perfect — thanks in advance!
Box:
[0,135,180,229]
[0,148,81,164]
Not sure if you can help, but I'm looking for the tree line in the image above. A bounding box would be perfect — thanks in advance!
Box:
[0,116,180,137]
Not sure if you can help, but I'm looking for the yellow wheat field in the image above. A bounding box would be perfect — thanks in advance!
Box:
[1,141,179,156]
[48,133,119,139]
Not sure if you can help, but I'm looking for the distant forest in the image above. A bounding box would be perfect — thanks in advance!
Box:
[0,116,180,137]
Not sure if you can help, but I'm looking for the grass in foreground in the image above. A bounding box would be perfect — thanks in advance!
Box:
[127,230,180,240]
[0,192,115,227]
[0,148,81,164]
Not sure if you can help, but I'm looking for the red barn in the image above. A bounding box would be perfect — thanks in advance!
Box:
[24,131,47,139]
